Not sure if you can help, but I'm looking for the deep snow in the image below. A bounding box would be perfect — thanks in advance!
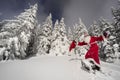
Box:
[0,55,120,80]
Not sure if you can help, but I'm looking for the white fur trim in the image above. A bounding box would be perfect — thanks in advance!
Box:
[87,58,101,67]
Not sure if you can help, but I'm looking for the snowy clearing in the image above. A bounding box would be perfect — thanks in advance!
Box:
[0,55,120,80]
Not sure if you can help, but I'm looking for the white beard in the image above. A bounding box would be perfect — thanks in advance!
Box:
[84,36,90,44]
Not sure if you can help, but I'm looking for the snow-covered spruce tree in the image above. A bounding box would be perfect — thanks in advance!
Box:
[67,27,73,42]
[0,4,38,60]
[25,24,38,57]
[111,2,120,51]
[58,18,69,55]
[88,21,101,37]
[50,18,69,56]
[98,18,117,62]
[15,4,38,58]
[37,14,52,55]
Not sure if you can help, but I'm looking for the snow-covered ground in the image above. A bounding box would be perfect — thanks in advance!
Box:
[0,55,120,80]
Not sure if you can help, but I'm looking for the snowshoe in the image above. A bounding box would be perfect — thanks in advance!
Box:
[81,59,101,73]
[89,60,101,71]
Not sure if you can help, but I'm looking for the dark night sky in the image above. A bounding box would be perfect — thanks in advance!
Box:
[0,0,118,27]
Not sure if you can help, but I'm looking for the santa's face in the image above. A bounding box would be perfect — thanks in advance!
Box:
[84,35,90,43]
[84,32,89,37]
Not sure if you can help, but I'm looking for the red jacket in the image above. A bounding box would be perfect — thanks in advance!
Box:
[69,36,104,64]
[78,36,104,64]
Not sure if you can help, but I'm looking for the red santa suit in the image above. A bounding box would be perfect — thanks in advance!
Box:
[78,36,104,65]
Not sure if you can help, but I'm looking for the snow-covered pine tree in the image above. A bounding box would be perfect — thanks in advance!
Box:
[25,23,38,57]
[50,18,69,56]
[98,18,117,62]
[37,14,52,55]
[88,21,101,36]
[111,2,120,51]
[59,18,69,55]
[0,4,38,60]
[16,3,38,58]
[51,20,59,42]
[67,27,73,42]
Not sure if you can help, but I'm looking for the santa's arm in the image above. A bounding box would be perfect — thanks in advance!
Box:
[94,36,105,41]
[94,31,109,41]
[78,41,87,46]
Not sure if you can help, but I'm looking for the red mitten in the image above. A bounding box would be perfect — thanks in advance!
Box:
[69,40,76,52]
[103,32,108,38]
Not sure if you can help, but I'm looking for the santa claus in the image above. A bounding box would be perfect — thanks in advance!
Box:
[69,31,108,67]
